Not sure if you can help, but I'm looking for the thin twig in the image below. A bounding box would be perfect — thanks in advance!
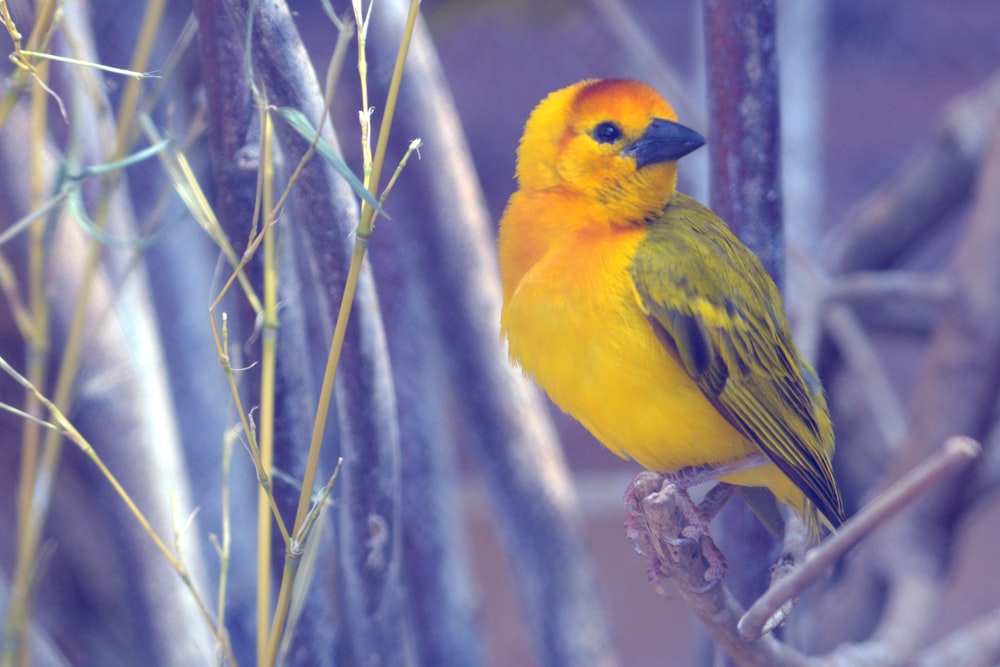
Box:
[627,473,817,667]
[16,50,155,78]
[824,271,953,310]
[0,354,237,665]
[257,1,422,661]
[739,436,981,640]
[823,304,908,449]
[792,251,910,450]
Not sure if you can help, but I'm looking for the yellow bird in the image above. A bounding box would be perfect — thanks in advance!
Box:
[498,79,845,535]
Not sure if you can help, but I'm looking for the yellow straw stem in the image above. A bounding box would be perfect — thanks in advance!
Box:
[257,109,278,664]
[358,0,421,235]
[263,2,421,662]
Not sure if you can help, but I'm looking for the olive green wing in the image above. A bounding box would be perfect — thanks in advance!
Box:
[629,192,845,528]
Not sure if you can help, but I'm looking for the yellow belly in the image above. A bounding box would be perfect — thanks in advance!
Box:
[501,226,760,475]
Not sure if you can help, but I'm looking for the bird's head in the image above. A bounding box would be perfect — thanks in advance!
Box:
[516,79,705,224]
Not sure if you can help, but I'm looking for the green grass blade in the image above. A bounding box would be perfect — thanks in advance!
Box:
[273,105,383,214]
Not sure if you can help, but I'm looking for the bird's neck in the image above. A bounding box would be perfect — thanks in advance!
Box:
[498,187,646,302]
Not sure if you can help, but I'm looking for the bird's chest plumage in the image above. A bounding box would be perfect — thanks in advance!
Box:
[500,226,750,471]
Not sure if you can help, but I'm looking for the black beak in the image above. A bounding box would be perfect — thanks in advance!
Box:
[622,118,706,169]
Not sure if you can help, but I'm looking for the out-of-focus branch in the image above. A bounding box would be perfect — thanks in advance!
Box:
[361,3,619,665]
[1,6,218,661]
[364,4,489,666]
[701,1,786,639]
[0,574,71,667]
[824,271,952,318]
[813,94,1000,667]
[193,0,258,250]
[813,69,1000,468]
[885,112,1000,510]
[911,604,1000,667]
[861,123,1000,662]
[704,0,784,287]
[825,70,1000,274]
[740,437,981,640]
[191,3,276,663]
[808,73,1000,492]
[822,303,908,450]
[220,0,411,664]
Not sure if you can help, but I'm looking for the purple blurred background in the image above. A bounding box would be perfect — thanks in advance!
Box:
[420,1,1000,664]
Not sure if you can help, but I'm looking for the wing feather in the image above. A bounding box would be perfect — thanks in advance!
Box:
[630,192,846,528]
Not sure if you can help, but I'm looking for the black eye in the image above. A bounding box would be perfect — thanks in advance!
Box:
[592,121,622,144]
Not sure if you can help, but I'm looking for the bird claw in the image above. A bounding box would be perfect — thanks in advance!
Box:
[670,484,729,581]
[680,525,705,540]
[699,534,728,582]
[759,550,800,632]
[624,473,730,589]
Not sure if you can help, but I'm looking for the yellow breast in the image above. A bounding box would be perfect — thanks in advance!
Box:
[500,221,756,474]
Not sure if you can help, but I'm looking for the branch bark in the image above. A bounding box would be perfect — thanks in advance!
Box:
[702,0,786,646]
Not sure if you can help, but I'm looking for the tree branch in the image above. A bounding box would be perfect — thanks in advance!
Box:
[825,70,1000,274]
[740,437,981,640]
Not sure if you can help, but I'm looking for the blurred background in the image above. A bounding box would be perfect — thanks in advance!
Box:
[2,0,1000,665]
[417,1,1000,663]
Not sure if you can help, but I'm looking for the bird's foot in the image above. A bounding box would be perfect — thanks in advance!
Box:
[625,472,729,588]
[667,472,736,581]
[759,551,800,634]
[670,483,729,581]
[668,479,734,537]
[624,472,670,591]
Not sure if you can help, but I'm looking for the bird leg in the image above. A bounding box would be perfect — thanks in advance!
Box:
[664,452,769,538]
[625,454,771,586]
[664,451,771,488]
[664,482,730,581]
[626,472,690,593]
[697,480,738,519]
[625,473,731,586]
